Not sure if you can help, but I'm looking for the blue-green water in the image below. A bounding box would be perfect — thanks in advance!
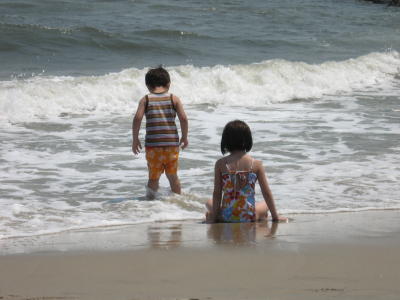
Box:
[1,0,400,77]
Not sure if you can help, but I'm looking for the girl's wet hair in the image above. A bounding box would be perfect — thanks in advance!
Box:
[145,66,170,90]
[221,120,253,154]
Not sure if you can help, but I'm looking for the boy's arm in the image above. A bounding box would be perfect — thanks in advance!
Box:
[132,97,146,155]
[172,95,188,149]
[257,161,287,222]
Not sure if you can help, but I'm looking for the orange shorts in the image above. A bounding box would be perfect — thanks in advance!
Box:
[145,146,179,180]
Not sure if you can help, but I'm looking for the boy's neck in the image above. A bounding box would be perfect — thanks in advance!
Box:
[150,86,169,94]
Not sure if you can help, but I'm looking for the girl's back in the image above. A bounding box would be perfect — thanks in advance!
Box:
[219,154,258,222]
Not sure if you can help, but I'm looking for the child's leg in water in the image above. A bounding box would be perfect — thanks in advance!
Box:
[256,202,269,221]
[147,179,159,199]
[205,199,268,222]
[206,199,213,211]
[166,173,181,194]
[205,199,213,222]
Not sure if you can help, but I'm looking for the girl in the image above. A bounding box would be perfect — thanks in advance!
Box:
[206,120,287,223]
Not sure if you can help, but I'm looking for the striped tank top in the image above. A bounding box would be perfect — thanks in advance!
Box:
[145,93,179,147]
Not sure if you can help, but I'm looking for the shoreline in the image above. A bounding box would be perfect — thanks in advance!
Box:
[1,210,400,299]
[1,209,400,255]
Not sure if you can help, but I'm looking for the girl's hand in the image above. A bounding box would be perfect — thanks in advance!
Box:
[272,215,289,223]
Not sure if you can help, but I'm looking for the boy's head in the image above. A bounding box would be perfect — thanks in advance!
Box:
[145,66,170,91]
[221,120,253,155]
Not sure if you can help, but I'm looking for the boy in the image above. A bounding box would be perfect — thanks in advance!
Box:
[132,66,188,198]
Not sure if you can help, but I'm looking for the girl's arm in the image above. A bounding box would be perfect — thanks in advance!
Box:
[257,161,282,222]
[211,160,223,223]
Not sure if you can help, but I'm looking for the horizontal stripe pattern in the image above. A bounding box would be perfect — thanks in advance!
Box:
[145,141,180,147]
[146,125,177,131]
[145,93,179,147]
[146,119,176,125]
[146,137,179,143]
[146,130,178,135]
[146,108,175,115]
[146,116,176,121]
[146,134,179,139]
[146,113,176,119]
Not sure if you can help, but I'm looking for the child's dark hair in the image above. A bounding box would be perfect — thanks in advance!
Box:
[145,66,170,90]
[221,120,253,155]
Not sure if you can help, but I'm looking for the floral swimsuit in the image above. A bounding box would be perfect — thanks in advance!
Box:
[220,159,258,222]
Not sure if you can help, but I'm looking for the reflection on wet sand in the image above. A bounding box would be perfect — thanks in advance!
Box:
[147,224,182,249]
[146,221,279,249]
[207,222,278,246]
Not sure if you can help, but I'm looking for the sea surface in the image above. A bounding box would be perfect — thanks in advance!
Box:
[1,0,400,243]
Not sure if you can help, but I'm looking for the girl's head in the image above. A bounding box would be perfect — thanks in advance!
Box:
[221,120,253,155]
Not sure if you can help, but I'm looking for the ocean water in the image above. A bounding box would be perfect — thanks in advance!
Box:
[0,0,400,241]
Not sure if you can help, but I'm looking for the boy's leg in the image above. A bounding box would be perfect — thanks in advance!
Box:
[165,173,181,194]
[147,179,160,199]
[164,147,180,194]
[145,147,162,199]
[147,179,159,190]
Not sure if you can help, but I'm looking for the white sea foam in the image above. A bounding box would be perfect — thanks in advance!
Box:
[1,53,400,241]
[0,51,399,124]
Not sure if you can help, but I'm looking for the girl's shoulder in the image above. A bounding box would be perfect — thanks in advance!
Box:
[215,157,226,168]
[247,157,264,173]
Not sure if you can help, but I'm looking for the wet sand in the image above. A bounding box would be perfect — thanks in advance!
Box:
[1,210,400,300]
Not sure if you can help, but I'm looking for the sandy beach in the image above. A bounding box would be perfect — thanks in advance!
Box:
[1,210,400,300]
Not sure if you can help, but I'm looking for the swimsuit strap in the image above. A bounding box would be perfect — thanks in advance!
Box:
[235,159,240,174]
[225,158,232,172]
[250,158,254,172]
